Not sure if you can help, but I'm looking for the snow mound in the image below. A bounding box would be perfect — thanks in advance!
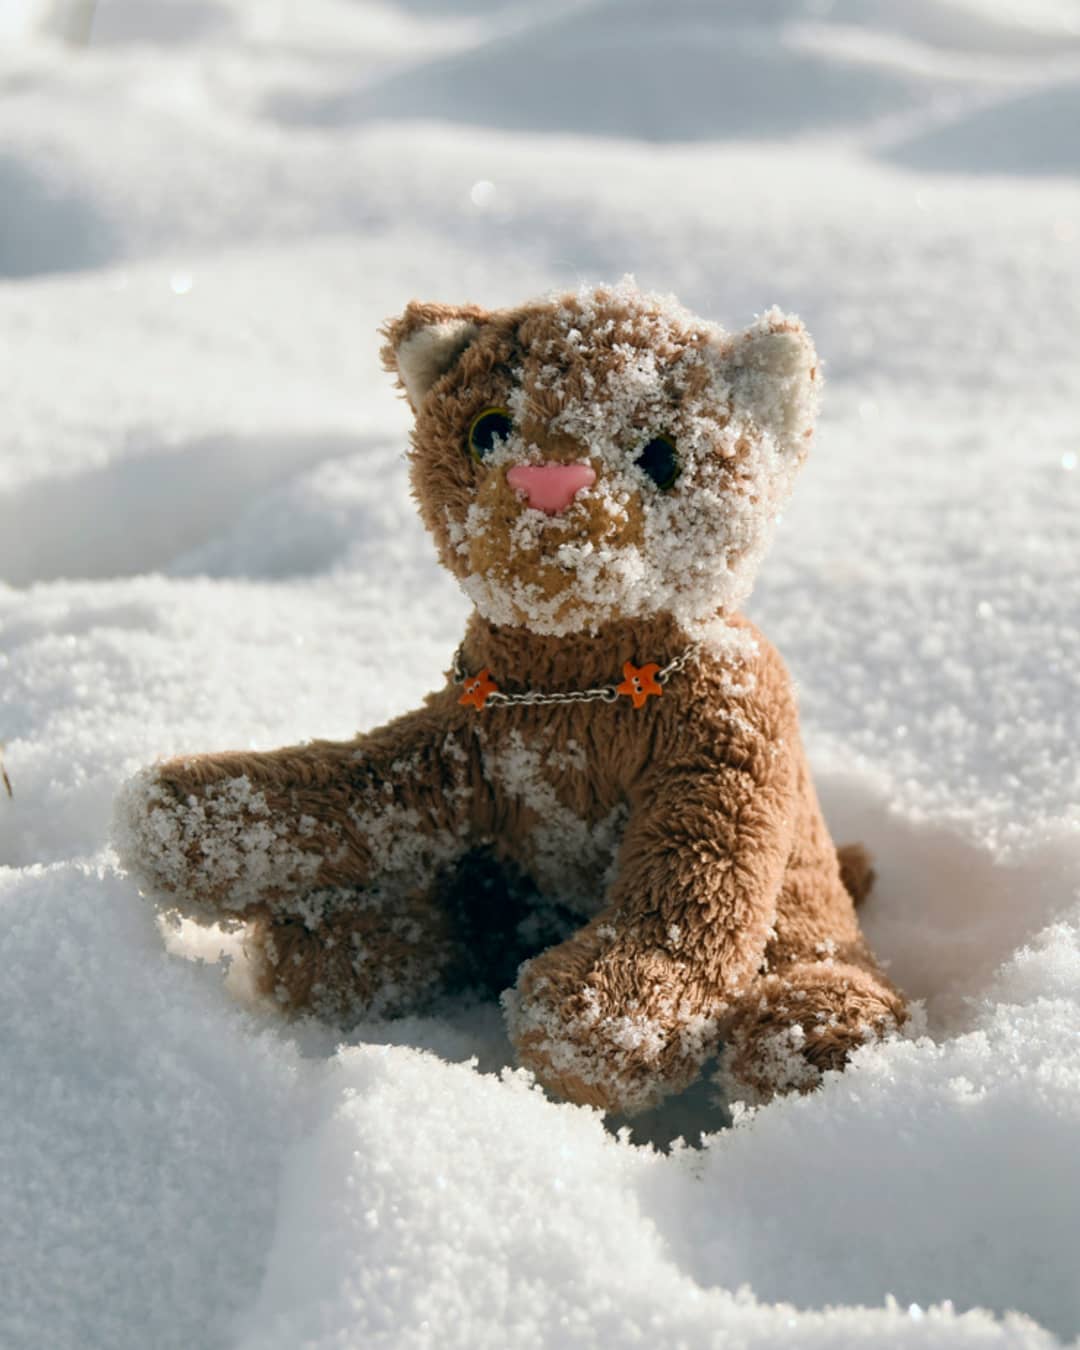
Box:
[884,77,1080,175]
[0,432,364,585]
[87,0,234,46]
[0,154,116,277]
[267,0,936,141]
[826,0,1080,57]
[0,863,299,1350]
[169,443,425,581]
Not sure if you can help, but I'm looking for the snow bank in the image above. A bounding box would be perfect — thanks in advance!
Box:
[0,863,300,1350]
[2,1,1079,1347]
[236,1023,1080,1349]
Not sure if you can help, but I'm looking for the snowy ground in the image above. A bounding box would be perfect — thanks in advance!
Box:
[2,1,1080,1346]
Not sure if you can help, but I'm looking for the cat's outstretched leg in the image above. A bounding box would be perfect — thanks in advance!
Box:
[113,707,490,1019]
[114,707,478,922]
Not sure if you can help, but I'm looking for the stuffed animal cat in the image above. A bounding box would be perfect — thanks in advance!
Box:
[114,279,906,1112]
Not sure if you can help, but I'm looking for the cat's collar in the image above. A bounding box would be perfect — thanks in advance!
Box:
[452,642,700,712]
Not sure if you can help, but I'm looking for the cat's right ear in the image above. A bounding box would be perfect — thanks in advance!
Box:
[380,302,488,413]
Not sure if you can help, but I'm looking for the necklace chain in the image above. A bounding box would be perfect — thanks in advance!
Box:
[451,641,700,708]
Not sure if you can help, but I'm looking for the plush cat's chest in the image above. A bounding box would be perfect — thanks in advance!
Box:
[472,716,631,914]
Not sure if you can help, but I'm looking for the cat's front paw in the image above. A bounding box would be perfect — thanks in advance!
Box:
[504,943,719,1115]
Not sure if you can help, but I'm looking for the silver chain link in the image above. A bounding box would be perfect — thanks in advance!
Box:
[451,641,700,708]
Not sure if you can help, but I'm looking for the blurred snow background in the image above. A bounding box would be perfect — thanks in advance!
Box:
[2,1,1080,1347]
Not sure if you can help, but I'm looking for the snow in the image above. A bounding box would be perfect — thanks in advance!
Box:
[2,1,1079,1347]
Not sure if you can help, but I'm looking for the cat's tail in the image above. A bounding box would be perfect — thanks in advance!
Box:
[837,842,875,907]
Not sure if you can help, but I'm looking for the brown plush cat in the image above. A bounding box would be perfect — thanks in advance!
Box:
[114,279,906,1112]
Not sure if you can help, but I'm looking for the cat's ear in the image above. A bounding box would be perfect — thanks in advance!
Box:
[714,311,820,457]
[381,302,489,413]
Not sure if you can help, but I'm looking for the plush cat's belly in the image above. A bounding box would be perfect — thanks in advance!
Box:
[475,722,628,916]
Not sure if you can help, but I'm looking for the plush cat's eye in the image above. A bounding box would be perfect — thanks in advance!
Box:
[467,408,513,463]
[635,435,679,490]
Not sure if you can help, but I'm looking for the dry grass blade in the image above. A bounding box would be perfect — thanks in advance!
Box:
[0,743,11,798]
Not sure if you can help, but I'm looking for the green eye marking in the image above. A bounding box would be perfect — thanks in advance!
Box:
[468,407,513,463]
[635,434,679,490]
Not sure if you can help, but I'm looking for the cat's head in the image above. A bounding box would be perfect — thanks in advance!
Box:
[381,278,819,637]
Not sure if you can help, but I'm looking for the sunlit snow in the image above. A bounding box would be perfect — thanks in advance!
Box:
[2,2,1079,1347]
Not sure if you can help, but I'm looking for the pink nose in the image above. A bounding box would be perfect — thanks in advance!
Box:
[506,463,597,515]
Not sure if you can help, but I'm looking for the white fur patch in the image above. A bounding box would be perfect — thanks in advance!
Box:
[726,310,820,454]
[395,318,479,410]
[480,727,627,914]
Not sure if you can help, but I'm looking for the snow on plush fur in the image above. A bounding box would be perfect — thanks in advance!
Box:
[113,280,906,1112]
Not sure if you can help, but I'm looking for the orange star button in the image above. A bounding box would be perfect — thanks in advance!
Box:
[616,661,662,709]
[459,667,499,711]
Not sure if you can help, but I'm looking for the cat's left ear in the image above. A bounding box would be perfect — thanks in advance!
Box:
[380,301,489,413]
[715,310,821,457]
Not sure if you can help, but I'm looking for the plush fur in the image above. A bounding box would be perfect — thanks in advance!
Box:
[113,279,906,1113]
